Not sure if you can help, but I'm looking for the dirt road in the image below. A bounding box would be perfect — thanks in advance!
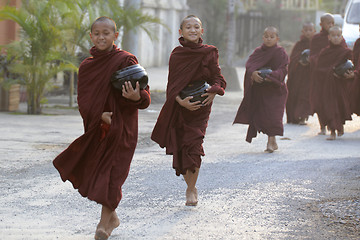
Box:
[0,91,359,239]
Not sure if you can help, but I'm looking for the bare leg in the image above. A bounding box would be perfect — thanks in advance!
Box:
[317,115,326,135]
[183,167,199,206]
[337,125,344,137]
[265,136,278,153]
[95,205,115,240]
[326,130,336,140]
[105,211,120,236]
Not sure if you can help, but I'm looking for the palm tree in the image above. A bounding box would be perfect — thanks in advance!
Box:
[56,0,99,107]
[99,0,167,52]
[1,0,166,113]
[0,0,75,114]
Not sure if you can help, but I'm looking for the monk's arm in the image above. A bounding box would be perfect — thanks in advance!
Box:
[206,49,226,95]
[266,50,289,86]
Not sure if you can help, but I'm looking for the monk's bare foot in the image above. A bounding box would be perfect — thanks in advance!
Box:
[299,118,307,125]
[326,131,336,140]
[318,128,326,135]
[106,212,120,236]
[185,187,198,206]
[95,227,109,240]
[337,126,344,137]
[265,138,278,153]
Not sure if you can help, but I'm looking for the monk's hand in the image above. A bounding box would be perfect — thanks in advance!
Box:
[343,70,355,79]
[122,81,141,101]
[299,61,309,66]
[263,77,272,83]
[176,95,202,111]
[251,71,263,83]
[201,90,216,106]
[333,72,341,78]
[101,112,113,125]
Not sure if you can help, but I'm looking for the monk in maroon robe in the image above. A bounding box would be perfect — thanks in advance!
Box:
[309,13,347,134]
[151,15,226,206]
[349,26,360,115]
[313,26,354,140]
[233,27,289,153]
[286,22,316,125]
[53,17,150,239]
[352,57,360,115]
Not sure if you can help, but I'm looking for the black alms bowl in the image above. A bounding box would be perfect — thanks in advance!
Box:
[180,81,210,103]
[299,49,310,65]
[258,68,273,79]
[111,64,148,90]
[333,59,354,77]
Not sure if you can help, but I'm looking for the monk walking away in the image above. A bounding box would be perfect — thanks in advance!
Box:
[53,17,151,240]
[233,26,289,153]
[151,15,226,206]
[313,26,354,140]
[286,22,316,125]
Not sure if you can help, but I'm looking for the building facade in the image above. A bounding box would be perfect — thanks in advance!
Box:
[135,0,188,67]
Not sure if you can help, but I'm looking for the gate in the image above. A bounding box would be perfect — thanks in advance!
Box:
[236,11,280,57]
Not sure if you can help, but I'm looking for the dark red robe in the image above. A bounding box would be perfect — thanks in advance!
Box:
[53,45,151,210]
[286,36,312,123]
[151,37,226,176]
[353,38,360,69]
[314,42,353,132]
[233,44,289,143]
[350,39,360,115]
[309,30,347,115]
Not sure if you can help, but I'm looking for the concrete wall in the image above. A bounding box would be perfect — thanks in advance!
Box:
[0,0,21,46]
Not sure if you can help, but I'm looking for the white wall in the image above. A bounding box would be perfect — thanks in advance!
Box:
[137,0,188,67]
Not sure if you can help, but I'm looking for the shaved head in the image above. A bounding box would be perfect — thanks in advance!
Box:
[91,16,117,33]
[264,26,279,37]
[180,15,202,29]
[320,13,334,23]
[329,25,342,34]
[303,22,315,28]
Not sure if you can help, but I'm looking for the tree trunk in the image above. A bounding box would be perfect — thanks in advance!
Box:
[69,70,74,107]
[226,0,236,67]
[222,0,241,91]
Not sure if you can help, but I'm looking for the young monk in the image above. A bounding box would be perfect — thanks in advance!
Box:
[309,13,347,134]
[53,17,151,240]
[151,15,226,206]
[349,25,360,115]
[313,26,354,140]
[353,25,360,69]
[233,26,289,153]
[286,22,316,125]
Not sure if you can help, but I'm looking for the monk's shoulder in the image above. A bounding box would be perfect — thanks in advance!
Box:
[113,49,138,68]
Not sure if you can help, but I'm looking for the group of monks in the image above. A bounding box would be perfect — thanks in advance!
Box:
[234,13,360,153]
[286,13,360,140]
[51,14,360,240]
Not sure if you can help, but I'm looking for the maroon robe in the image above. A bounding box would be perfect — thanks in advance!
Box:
[233,44,289,143]
[309,30,347,115]
[151,37,226,176]
[314,42,353,132]
[53,45,151,210]
[350,39,360,115]
[353,38,360,69]
[286,36,312,123]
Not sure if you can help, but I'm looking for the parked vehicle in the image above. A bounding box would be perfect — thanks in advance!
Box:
[342,0,360,49]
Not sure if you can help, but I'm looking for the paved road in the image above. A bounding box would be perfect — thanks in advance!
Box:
[0,67,359,239]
